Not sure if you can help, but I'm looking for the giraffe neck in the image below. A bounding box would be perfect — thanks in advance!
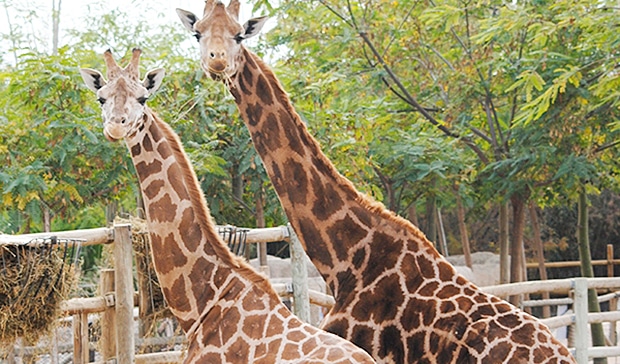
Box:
[228,47,426,295]
[126,109,277,335]
[223,48,576,364]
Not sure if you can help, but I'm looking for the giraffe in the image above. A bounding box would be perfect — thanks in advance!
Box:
[79,48,376,364]
[177,2,577,363]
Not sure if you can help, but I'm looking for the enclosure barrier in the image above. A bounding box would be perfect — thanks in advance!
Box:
[483,277,620,362]
[0,223,326,364]
[4,226,620,363]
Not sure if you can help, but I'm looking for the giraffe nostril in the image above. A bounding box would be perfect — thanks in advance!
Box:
[121,118,126,124]
[210,52,216,59]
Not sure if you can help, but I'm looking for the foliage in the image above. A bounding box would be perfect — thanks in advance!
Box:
[1,0,620,273]
[0,3,284,257]
[260,0,620,262]
[0,47,130,233]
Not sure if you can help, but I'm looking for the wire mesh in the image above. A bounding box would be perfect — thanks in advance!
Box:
[218,225,249,257]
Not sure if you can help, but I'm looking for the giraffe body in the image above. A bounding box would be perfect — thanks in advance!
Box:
[79,49,375,364]
[177,2,577,363]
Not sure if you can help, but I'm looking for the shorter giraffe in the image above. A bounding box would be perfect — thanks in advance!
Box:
[79,48,375,363]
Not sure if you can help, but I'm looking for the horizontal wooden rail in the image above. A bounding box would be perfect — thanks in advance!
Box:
[0,225,290,247]
[482,277,620,298]
[135,351,184,364]
[61,296,111,315]
[0,227,114,246]
[526,259,620,269]
[271,283,335,309]
[542,310,620,329]
[242,226,289,244]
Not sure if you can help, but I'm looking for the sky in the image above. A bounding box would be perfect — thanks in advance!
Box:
[0,0,273,65]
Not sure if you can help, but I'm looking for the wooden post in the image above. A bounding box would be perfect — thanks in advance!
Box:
[436,208,448,257]
[608,244,617,344]
[288,224,310,323]
[607,244,614,278]
[72,313,89,364]
[99,269,116,361]
[114,224,135,364]
[573,278,588,364]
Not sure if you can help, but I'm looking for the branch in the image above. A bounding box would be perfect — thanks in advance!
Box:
[317,0,353,27]
[381,1,417,59]
[232,194,255,215]
[358,31,489,164]
[593,140,620,154]
[380,77,440,113]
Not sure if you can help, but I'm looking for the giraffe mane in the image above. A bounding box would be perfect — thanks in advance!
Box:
[245,48,438,255]
[147,110,281,295]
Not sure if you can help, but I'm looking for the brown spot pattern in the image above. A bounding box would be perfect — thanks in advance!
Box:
[149,122,163,142]
[178,207,202,252]
[244,102,263,127]
[363,231,402,286]
[135,159,163,182]
[256,74,273,105]
[143,179,164,200]
[188,256,214,313]
[130,143,141,157]
[281,158,308,206]
[142,133,153,152]
[167,164,190,201]
[310,178,345,221]
[327,214,368,262]
[297,218,332,268]
[147,193,177,223]
[157,141,172,160]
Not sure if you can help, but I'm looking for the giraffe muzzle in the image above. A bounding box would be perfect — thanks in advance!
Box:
[103,121,126,141]
[206,59,228,75]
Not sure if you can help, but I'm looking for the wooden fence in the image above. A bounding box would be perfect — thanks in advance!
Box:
[0,223,331,364]
[2,225,620,363]
[483,277,620,363]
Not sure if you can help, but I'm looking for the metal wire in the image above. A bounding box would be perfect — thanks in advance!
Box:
[218,225,249,257]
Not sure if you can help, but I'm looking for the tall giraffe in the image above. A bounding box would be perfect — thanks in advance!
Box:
[79,48,375,364]
[177,2,576,364]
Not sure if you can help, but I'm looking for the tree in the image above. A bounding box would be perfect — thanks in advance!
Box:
[259,0,620,293]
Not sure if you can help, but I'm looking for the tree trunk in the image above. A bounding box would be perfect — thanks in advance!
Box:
[106,201,117,226]
[2,1,18,64]
[509,191,529,306]
[232,164,244,202]
[528,202,550,318]
[407,204,419,227]
[499,202,510,284]
[52,0,62,55]
[436,208,448,256]
[578,186,607,364]
[455,191,472,269]
[425,192,437,246]
[43,204,51,232]
[255,188,267,273]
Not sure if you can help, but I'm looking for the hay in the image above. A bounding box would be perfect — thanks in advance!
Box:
[0,240,77,347]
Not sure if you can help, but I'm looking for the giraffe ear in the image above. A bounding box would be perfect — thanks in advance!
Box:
[239,16,269,40]
[79,68,107,93]
[143,68,165,94]
[176,8,199,33]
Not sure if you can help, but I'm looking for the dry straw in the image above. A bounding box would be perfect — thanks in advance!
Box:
[0,239,77,347]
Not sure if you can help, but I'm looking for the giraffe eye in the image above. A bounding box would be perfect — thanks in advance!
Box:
[194,32,201,41]
[137,96,148,105]
[234,33,243,44]
[97,97,106,105]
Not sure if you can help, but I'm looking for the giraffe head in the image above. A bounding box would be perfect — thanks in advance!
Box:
[79,49,165,141]
[176,0,268,82]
